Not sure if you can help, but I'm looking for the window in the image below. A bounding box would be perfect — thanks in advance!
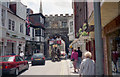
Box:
[12,21,15,31]
[35,28,41,36]
[70,21,73,33]
[62,22,67,27]
[2,9,5,26]
[20,24,23,33]
[0,56,14,62]
[32,28,34,37]
[19,57,24,61]
[15,56,23,62]
[42,29,44,36]
[8,19,15,31]
[8,19,11,30]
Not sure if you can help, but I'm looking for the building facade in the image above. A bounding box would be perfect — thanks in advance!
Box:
[68,19,75,42]
[0,2,27,56]
[44,14,73,56]
[28,13,45,55]
[73,2,88,38]
[87,1,120,75]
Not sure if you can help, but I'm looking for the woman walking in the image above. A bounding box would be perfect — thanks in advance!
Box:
[79,52,95,76]
[71,49,78,72]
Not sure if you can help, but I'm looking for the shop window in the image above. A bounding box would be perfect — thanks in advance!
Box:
[62,22,67,28]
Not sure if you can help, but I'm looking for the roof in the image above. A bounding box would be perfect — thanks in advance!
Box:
[29,13,45,18]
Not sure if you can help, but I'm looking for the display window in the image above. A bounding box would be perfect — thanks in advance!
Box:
[110,30,120,73]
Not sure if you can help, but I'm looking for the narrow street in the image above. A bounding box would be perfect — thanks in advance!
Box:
[21,59,79,75]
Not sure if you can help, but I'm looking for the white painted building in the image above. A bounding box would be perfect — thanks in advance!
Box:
[68,19,75,42]
[0,1,27,56]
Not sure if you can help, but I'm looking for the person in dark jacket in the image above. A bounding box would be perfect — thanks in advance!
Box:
[77,47,82,71]
[56,49,60,61]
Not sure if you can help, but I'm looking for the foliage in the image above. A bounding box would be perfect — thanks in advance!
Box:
[81,31,88,36]
[77,23,88,37]
[83,23,87,31]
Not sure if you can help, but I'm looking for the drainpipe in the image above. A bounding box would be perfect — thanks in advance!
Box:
[94,1,104,75]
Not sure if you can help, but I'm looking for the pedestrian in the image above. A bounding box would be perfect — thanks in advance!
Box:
[20,51,24,59]
[71,48,78,72]
[79,51,95,76]
[112,51,119,72]
[57,49,61,61]
[77,47,82,71]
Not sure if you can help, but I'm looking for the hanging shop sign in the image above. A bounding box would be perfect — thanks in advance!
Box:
[49,40,54,45]
[57,40,61,45]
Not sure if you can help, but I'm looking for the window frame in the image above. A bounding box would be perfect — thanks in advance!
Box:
[8,19,11,30]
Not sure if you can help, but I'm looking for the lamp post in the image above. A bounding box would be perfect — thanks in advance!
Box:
[94,0,104,75]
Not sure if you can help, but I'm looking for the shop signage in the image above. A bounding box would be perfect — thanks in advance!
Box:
[49,40,54,45]
[57,40,61,45]
[19,41,25,44]
[7,40,16,43]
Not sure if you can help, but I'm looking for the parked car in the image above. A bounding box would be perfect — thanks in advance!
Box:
[31,53,45,66]
[0,55,29,76]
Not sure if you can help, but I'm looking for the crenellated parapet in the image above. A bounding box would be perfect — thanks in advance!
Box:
[44,14,73,18]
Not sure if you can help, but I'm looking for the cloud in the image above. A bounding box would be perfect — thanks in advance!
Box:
[21,0,73,15]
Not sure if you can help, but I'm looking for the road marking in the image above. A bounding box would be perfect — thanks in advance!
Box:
[60,60,65,77]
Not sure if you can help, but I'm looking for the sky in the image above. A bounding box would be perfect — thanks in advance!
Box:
[21,0,73,15]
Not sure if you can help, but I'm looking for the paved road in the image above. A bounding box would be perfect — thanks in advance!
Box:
[21,60,76,75]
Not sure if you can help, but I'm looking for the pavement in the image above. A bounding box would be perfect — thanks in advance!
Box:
[66,59,79,75]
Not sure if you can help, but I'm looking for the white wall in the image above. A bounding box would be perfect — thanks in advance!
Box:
[68,18,75,41]
[0,3,2,27]
[0,3,8,39]
[16,2,26,20]
[7,12,26,37]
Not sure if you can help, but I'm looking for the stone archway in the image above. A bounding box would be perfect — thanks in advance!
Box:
[44,34,69,57]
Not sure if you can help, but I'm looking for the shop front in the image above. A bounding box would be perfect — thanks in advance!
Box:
[6,41,16,55]
[103,15,120,75]
[1,38,26,56]
[25,40,37,56]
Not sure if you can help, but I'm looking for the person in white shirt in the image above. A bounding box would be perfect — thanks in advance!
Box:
[79,51,95,76]
[20,51,24,59]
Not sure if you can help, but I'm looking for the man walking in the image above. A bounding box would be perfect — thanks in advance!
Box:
[77,47,82,71]
[20,51,24,59]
